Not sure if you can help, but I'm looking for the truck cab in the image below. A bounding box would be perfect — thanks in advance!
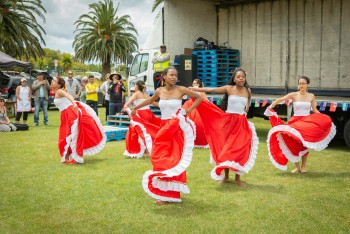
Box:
[128,49,159,94]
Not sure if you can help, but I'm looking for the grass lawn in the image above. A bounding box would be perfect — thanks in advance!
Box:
[1,107,350,233]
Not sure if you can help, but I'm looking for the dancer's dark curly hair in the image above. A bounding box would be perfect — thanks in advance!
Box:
[56,76,66,89]
[193,78,204,88]
[136,80,146,92]
[220,67,251,111]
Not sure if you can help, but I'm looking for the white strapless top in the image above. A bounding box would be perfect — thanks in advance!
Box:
[54,97,72,111]
[293,102,311,116]
[159,99,182,119]
[133,99,149,110]
[226,95,248,114]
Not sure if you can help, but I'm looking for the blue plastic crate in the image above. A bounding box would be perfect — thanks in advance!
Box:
[193,49,240,56]
[203,81,218,87]
[104,126,128,142]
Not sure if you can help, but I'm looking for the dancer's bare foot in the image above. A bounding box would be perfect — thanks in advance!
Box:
[67,160,77,165]
[291,168,301,173]
[301,169,307,173]
[154,200,170,205]
[235,179,246,187]
[219,177,229,184]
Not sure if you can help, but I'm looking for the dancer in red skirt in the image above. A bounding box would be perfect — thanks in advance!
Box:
[52,77,106,164]
[265,76,336,173]
[182,79,209,148]
[123,80,161,158]
[190,68,259,186]
[131,67,203,205]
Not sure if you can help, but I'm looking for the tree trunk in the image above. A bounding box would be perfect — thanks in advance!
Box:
[102,55,111,81]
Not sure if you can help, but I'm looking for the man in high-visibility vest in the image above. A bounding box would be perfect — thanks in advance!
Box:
[152,45,170,90]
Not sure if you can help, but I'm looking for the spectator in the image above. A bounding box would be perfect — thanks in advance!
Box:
[152,45,170,90]
[79,76,88,103]
[0,97,17,132]
[85,75,99,115]
[108,73,126,115]
[100,73,111,120]
[32,72,50,126]
[15,78,32,124]
[64,70,81,99]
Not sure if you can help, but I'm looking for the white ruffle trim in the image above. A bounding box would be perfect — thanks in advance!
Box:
[210,121,259,180]
[268,123,336,151]
[303,122,336,151]
[60,102,106,164]
[266,122,336,170]
[142,171,182,203]
[264,108,278,117]
[80,102,106,156]
[130,119,153,154]
[152,176,190,194]
[277,133,309,162]
[123,136,146,158]
[142,112,195,202]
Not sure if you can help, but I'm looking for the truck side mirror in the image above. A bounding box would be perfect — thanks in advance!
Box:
[143,75,147,82]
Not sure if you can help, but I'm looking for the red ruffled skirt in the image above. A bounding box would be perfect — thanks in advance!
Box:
[183,99,208,148]
[264,108,336,170]
[124,109,161,158]
[133,110,195,202]
[196,100,259,180]
[58,102,106,163]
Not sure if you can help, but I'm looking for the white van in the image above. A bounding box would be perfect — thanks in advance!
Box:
[128,49,160,94]
[86,71,102,79]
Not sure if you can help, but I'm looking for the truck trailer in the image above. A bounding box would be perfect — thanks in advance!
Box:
[128,0,350,147]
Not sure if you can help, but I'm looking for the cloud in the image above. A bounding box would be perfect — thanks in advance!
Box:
[39,0,157,54]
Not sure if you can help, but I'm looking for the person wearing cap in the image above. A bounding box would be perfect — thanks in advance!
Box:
[64,70,81,100]
[0,96,17,132]
[100,73,112,121]
[15,78,32,124]
[152,45,170,90]
[107,73,126,115]
[32,72,50,126]
[85,75,99,115]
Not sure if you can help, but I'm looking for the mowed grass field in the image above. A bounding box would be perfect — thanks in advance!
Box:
[1,107,350,233]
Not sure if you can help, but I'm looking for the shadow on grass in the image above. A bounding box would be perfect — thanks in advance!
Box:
[327,138,349,151]
[276,171,350,179]
[149,197,217,217]
[83,158,108,164]
[214,181,285,194]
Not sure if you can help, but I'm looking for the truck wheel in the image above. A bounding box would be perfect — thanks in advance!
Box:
[344,119,350,148]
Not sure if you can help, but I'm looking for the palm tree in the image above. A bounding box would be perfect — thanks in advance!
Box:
[0,0,46,59]
[60,53,73,72]
[73,0,138,77]
[152,0,164,12]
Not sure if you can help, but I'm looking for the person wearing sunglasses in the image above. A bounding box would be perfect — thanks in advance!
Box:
[64,70,82,100]
[32,72,50,126]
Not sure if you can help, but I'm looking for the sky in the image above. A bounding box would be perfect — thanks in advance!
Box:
[39,0,160,54]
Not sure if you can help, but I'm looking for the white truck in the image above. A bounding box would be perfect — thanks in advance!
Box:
[128,49,160,95]
[128,0,350,147]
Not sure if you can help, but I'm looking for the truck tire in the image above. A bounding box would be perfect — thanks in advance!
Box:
[344,119,350,148]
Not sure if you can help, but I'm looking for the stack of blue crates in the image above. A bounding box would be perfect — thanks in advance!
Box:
[192,49,240,87]
[103,126,128,142]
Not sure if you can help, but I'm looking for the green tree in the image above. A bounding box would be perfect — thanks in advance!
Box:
[60,53,73,72]
[73,0,138,78]
[0,0,46,59]
[152,0,164,12]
